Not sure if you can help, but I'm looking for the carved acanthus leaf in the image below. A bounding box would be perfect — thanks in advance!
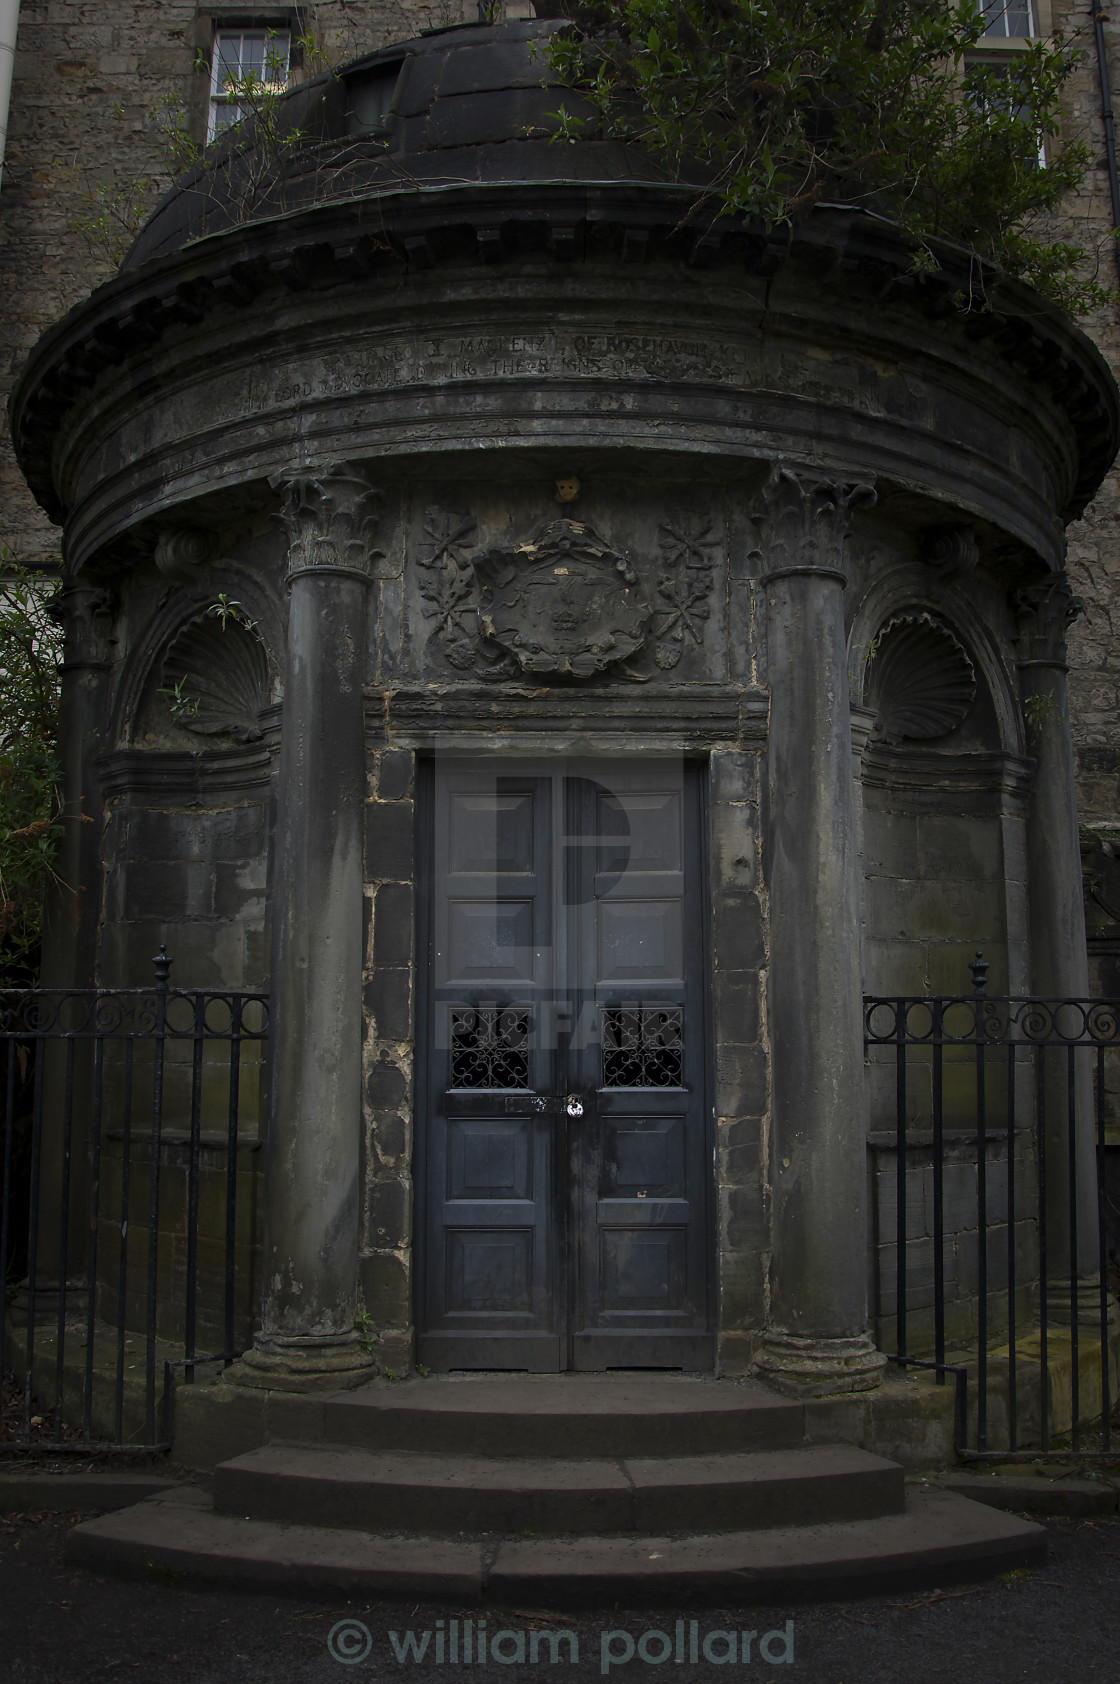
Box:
[1012,574,1084,668]
[752,463,876,577]
[273,462,385,582]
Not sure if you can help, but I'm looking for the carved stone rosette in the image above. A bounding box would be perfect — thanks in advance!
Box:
[1012,574,1084,671]
[653,512,720,670]
[273,461,385,585]
[753,463,876,581]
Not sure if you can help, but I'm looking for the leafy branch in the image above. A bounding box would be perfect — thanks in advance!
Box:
[0,552,65,982]
[543,0,1115,315]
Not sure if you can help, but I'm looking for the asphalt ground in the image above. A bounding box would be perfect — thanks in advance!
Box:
[0,1507,1117,1684]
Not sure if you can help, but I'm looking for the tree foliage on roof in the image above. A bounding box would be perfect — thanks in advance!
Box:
[544,0,1113,314]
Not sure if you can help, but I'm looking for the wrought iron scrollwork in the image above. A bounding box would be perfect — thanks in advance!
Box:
[0,988,269,1040]
[863,992,1120,1048]
[601,1006,683,1087]
[449,1007,530,1089]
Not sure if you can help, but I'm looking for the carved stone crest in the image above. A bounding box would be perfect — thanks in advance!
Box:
[416,508,720,681]
[475,519,651,678]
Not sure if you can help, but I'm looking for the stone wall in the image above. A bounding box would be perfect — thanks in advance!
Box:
[1052,0,1120,825]
[0,0,463,565]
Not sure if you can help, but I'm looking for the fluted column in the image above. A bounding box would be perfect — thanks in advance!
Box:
[752,465,886,1397]
[32,580,114,1310]
[1013,576,1101,1318]
[232,463,382,1390]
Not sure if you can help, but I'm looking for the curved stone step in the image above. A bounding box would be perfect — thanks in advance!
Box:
[66,1485,1046,1606]
[309,1375,806,1459]
[213,1442,905,1534]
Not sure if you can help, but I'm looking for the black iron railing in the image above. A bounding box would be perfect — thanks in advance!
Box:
[865,956,1118,1458]
[0,951,268,1450]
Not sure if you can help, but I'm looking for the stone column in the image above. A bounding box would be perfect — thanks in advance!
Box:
[1013,576,1102,1318]
[231,464,382,1390]
[752,465,886,1397]
[31,581,115,1312]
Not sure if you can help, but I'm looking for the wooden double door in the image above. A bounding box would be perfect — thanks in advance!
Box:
[416,759,712,1371]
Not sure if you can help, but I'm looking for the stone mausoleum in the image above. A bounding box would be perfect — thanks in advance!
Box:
[9,19,1119,1417]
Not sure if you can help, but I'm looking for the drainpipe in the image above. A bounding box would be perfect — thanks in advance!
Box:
[0,0,19,192]
[1090,0,1120,283]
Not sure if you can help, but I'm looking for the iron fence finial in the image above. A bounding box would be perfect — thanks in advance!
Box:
[970,951,989,995]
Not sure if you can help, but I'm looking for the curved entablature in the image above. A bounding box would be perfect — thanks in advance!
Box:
[9,208,1115,580]
[7,19,1118,582]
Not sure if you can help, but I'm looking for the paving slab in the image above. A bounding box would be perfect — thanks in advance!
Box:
[487,1490,1047,1607]
[940,1470,1120,1517]
[66,1488,487,1600]
[317,1373,806,1457]
[215,1443,636,1533]
[64,1485,1045,1608]
[0,1471,182,1513]
[623,1446,904,1530]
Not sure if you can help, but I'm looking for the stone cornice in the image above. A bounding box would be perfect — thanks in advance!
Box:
[383,681,761,748]
[9,194,1118,538]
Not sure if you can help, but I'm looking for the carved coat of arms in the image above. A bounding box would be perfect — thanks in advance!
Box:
[475,520,651,678]
[416,508,719,681]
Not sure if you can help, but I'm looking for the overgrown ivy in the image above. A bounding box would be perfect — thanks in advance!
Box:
[0,554,63,985]
[544,0,1115,314]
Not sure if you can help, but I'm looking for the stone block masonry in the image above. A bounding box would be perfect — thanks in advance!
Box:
[0,0,463,566]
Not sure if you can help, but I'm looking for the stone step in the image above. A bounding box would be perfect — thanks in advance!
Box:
[307,1374,807,1458]
[213,1441,904,1535]
[67,1484,1047,1606]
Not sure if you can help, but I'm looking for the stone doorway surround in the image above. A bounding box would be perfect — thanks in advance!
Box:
[415,756,713,1374]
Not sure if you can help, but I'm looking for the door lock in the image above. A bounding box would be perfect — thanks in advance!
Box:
[565,1095,585,1118]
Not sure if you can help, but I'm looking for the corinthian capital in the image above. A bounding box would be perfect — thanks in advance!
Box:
[1012,574,1083,669]
[273,462,386,585]
[46,579,116,668]
[752,464,876,584]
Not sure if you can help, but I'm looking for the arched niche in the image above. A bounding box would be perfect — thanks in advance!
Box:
[852,584,1031,1017]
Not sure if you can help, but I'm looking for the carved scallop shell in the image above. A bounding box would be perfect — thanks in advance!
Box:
[868,612,976,742]
[161,614,268,743]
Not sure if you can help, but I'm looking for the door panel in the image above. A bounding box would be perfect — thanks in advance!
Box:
[417,759,711,1372]
[419,771,562,1370]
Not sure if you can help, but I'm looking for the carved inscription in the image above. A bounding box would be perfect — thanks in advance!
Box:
[249,330,749,413]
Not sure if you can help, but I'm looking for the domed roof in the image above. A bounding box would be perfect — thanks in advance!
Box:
[124,18,691,270]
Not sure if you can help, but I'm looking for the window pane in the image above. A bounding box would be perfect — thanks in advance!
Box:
[208,29,291,142]
[981,0,1034,37]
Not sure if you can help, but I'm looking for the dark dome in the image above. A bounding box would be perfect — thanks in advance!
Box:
[124,19,687,270]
